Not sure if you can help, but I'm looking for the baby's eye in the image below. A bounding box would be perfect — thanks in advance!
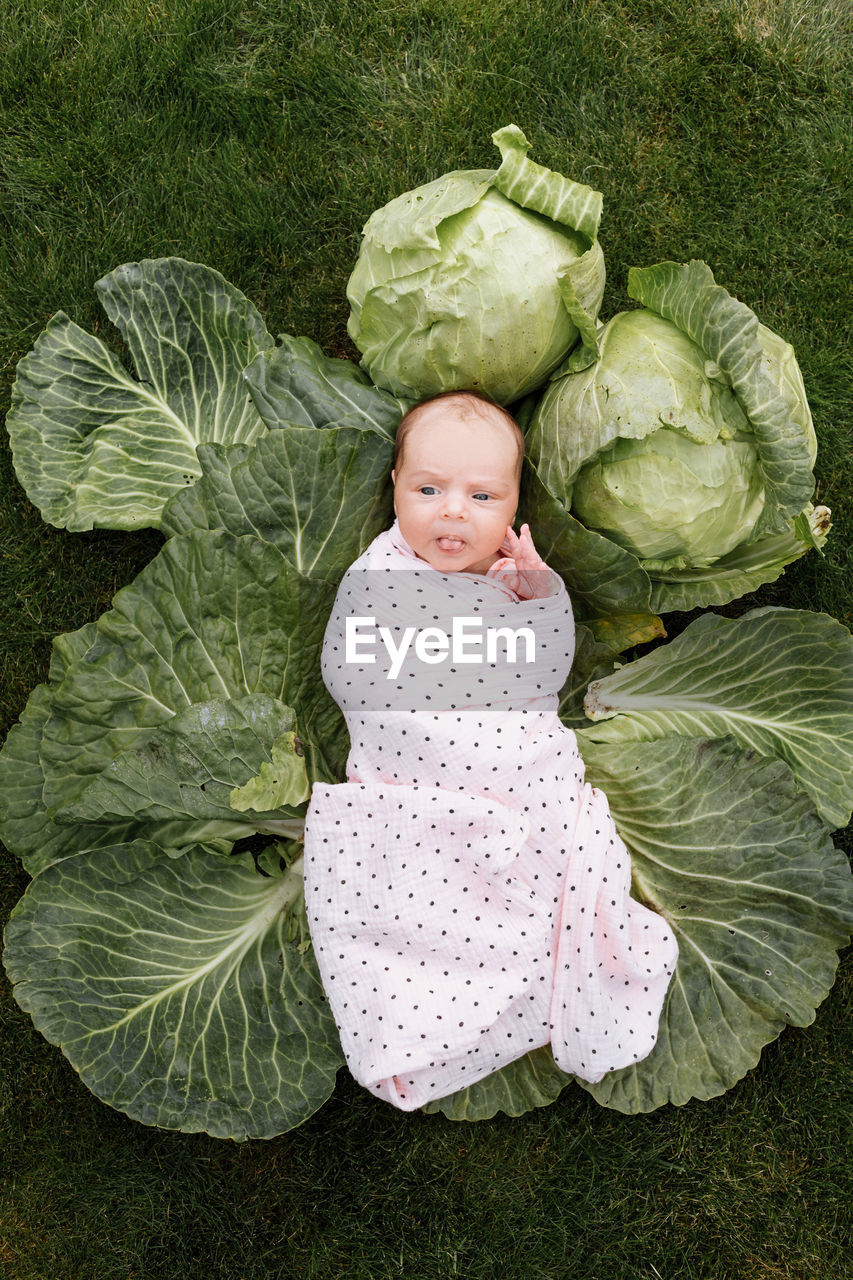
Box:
[472,492,492,502]
[419,485,438,495]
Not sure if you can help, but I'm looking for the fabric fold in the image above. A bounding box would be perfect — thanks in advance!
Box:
[549,783,677,1080]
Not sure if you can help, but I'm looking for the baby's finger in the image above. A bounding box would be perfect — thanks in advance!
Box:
[522,524,547,568]
[515,526,536,568]
[520,523,538,553]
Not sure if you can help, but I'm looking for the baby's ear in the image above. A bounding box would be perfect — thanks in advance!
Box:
[391,469,396,485]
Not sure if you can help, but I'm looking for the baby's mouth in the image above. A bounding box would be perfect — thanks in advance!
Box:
[436,535,466,552]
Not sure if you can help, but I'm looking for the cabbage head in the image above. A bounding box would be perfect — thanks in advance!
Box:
[525,260,829,612]
[346,124,605,404]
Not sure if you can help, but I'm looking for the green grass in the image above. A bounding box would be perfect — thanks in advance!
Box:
[1,1,851,1276]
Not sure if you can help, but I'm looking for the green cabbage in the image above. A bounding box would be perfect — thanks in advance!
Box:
[346,124,606,403]
[526,260,828,611]
[5,259,275,532]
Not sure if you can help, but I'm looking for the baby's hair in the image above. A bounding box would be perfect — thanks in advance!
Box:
[393,390,525,482]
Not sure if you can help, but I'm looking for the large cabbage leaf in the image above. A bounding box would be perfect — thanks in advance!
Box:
[242,333,410,438]
[0,533,342,865]
[5,258,274,531]
[4,842,343,1139]
[422,1047,572,1121]
[575,738,852,1113]
[161,333,402,572]
[60,694,309,835]
[644,508,832,613]
[580,608,853,831]
[161,427,394,576]
[36,531,343,816]
[347,124,605,403]
[0,681,301,880]
[0,625,167,878]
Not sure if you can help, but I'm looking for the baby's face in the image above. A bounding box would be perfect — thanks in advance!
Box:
[392,399,520,574]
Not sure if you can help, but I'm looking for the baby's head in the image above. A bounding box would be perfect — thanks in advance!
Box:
[391,391,524,575]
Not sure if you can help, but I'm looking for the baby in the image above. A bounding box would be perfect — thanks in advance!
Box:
[389,389,551,593]
[303,392,677,1110]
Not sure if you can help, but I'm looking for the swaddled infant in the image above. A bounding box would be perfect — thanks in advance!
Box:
[303,392,677,1110]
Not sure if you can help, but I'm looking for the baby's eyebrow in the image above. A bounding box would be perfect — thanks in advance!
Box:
[407,469,513,492]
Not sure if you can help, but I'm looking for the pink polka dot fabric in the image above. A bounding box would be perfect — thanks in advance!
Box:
[304,524,677,1110]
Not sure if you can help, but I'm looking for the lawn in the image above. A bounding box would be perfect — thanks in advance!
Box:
[1,1,851,1277]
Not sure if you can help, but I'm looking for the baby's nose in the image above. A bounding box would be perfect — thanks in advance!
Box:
[442,495,467,518]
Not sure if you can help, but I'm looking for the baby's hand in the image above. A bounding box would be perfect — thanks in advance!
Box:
[487,524,555,599]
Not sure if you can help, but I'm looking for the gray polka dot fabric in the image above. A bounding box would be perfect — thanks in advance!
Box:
[304,523,678,1109]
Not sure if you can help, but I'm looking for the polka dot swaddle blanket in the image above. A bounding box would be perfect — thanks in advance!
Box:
[304,523,677,1110]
